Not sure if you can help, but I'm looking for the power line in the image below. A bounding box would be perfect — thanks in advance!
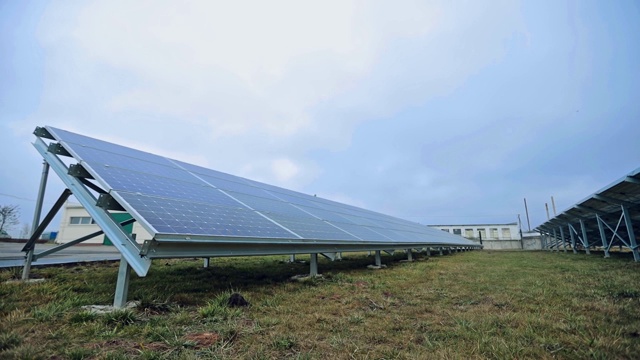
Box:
[0,192,36,202]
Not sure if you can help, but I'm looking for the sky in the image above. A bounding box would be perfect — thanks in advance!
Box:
[1,0,639,237]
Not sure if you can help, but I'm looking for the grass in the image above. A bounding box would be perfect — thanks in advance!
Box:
[1,251,639,359]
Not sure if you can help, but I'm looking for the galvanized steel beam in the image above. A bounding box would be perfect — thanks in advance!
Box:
[32,137,152,276]
[597,215,611,258]
[113,256,131,308]
[310,253,318,276]
[621,205,640,262]
[580,219,590,255]
[567,223,577,254]
[559,226,567,253]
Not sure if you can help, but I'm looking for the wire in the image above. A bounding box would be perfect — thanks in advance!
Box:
[0,192,36,202]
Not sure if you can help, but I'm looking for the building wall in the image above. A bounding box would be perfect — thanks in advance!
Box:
[430,223,522,241]
[455,235,542,250]
[57,203,152,245]
[428,223,545,250]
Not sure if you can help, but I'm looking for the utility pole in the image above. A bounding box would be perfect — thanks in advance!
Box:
[517,214,524,249]
[545,203,550,220]
[551,196,557,216]
[523,198,531,232]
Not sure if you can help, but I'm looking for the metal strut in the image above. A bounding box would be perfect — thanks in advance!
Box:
[22,188,72,280]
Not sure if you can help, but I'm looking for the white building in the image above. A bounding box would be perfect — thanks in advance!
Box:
[57,202,151,245]
[429,222,521,241]
[428,222,545,250]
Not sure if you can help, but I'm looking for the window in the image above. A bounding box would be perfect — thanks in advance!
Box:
[464,229,474,238]
[490,228,498,239]
[453,228,462,235]
[70,216,95,225]
[478,228,486,239]
[502,228,511,239]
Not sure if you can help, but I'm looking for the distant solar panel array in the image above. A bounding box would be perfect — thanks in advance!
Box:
[28,126,479,306]
[536,168,640,261]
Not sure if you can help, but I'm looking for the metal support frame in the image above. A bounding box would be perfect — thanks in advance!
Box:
[567,223,577,254]
[552,229,558,252]
[32,137,152,276]
[32,161,49,229]
[580,219,591,255]
[545,230,551,251]
[559,226,567,253]
[439,247,443,256]
[22,161,50,280]
[406,249,413,261]
[33,218,137,261]
[621,205,640,262]
[447,247,452,255]
[598,210,630,256]
[310,253,318,276]
[596,215,610,258]
[426,247,431,256]
[374,250,382,266]
[22,189,72,279]
[203,258,210,268]
[113,256,131,308]
[594,207,639,261]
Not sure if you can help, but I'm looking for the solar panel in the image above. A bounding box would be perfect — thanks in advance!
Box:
[42,126,477,248]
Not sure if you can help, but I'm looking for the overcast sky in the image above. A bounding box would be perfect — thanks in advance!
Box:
[1,1,639,237]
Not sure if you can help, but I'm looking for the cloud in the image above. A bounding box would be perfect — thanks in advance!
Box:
[26,0,525,194]
[271,158,299,182]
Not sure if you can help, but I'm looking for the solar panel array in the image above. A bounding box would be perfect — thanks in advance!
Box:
[45,126,474,246]
[536,167,640,256]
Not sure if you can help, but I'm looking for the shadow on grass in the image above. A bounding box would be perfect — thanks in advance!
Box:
[3,250,430,309]
[127,251,422,306]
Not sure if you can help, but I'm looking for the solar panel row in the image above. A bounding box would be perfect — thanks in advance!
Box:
[45,126,474,246]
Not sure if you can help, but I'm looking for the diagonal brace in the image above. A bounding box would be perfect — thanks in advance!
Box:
[34,218,136,260]
[22,189,72,252]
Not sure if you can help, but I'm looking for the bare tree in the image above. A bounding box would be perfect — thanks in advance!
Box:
[0,205,21,238]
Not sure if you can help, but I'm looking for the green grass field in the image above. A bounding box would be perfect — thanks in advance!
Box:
[1,250,639,359]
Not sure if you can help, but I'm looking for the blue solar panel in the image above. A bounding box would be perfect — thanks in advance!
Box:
[50,128,173,165]
[95,167,240,207]
[264,213,358,241]
[264,191,325,209]
[327,222,392,241]
[118,191,295,238]
[225,191,315,219]
[44,126,477,247]
[295,205,354,223]
[198,175,272,197]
